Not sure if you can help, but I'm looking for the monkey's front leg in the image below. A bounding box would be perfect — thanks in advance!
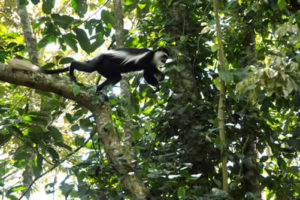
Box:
[143,72,160,93]
[96,74,122,91]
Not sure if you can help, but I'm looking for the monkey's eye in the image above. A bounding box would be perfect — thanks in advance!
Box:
[161,55,168,63]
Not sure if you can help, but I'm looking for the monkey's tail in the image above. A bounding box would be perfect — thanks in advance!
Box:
[8,58,69,74]
[41,68,69,74]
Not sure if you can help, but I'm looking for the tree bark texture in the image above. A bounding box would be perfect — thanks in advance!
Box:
[16,1,39,66]
[113,0,124,48]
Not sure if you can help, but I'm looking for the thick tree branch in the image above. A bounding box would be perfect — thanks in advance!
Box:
[0,64,93,109]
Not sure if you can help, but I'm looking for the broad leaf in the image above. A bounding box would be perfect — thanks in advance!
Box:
[51,14,74,29]
[42,0,55,14]
[71,0,88,17]
[63,33,78,52]
[74,28,91,53]
[219,70,233,83]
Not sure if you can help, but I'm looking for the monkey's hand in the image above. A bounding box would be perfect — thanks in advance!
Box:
[70,75,78,83]
[156,72,165,81]
[159,73,165,81]
[154,72,165,82]
[70,76,84,86]
[153,85,160,93]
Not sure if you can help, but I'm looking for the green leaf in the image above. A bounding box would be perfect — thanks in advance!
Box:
[31,0,40,5]
[74,28,91,53]
[71,0,88,17]
[28,126,45,143]
[48,126,63,143]
[41,62,55,70]
[7,185,27,194]
[104,123,113,130]
[51,14,74,29]
[219,70,233,83]
[72,83,81,96]
[137,3,146,9]
[75,136,85,146]
[65,113,74,123]
[296,11,300,24]
[71,124,80,131]
[177,186,186,199]
[90,33,104,52]
[59,57,74,64]
[143,107,153,115]
[101,10,114,26]
[56,142,72,151]
[295,54,300,65]
[79,119,92,131]
[62,33,78,52]
[22,115,32,122]
[125,0,134,6]
[128,104,137,115]
[134,128,144,140]
[33,153,43,177]
[213,77,221,90]
[278,0,286,10]
[19,0,28,7]
[169,64,185,72]
[211,44,218,52]
[42,0,55,14]
[60,183,74,197]
[37,35,56,50]
[47,146,59,163]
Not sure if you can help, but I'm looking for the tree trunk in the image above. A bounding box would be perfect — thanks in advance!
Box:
[213,0,229,192]
[113,0,146,198]
[113,0,137,161]
[16,2,39,198]
[16,1,39,66]
[242,135,261,198]
[166,1,198,104]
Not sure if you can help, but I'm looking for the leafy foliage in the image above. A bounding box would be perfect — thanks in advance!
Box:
[0,0,299,199]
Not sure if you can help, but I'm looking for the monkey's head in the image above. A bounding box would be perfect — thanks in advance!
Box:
[153,47,169,66]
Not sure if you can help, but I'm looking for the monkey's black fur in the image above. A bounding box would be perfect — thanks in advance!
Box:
[42,47,169,92]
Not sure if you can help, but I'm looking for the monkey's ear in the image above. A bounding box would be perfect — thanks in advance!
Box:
[156,47,169,56]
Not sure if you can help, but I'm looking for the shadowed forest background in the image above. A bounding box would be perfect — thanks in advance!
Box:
[0,0,299,199]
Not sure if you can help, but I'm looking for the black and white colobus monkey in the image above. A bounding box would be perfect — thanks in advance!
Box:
[9,47,169,92]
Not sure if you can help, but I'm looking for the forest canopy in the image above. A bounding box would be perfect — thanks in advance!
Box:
[0,0,299,199]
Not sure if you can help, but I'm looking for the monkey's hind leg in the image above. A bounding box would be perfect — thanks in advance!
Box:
[69,61,96,83]
[97,74,122,91]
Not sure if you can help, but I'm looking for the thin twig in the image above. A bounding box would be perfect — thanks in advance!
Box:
[85,0,111,21]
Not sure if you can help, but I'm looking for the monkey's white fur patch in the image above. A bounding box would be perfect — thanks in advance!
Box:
[8,59,40,72]
[106,50,150,65]
[153,51,168,66]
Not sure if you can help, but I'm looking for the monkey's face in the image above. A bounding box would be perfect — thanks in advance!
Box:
[153,51,169,66]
